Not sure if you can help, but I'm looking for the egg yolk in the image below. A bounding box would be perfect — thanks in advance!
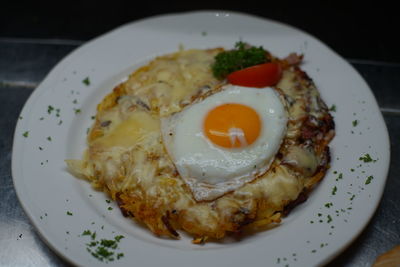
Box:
[203,103,261,148]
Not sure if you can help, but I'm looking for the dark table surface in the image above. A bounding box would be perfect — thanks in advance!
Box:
[1,3,399,266]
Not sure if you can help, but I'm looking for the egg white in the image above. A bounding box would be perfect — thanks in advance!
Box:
[161,85,288,201]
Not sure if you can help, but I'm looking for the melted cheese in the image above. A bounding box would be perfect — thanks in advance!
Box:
[123,49,222,116]
[67,48,334,241]
[93,111,159,148]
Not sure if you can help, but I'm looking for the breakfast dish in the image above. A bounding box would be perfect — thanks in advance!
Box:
[12,11,390,267]
[66,42,335,242]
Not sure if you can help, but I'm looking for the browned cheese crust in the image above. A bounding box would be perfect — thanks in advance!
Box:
[66,48,335,243]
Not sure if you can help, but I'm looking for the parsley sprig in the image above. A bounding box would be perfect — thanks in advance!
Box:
[211,41,270,79]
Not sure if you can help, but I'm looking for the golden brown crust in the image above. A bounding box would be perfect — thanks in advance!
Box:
[67,48,335,243]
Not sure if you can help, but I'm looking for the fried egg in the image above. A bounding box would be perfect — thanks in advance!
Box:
[161,85,288,201]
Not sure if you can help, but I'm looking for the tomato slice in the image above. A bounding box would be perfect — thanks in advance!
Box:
[227,63,282,88]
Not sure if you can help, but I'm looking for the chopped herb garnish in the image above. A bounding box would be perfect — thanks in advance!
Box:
[108,207,113,211]
[48,105,54,114]
[201,31,207,36]
[327,215,332,223]
[325,202,333,208]
[82,230,125,262]
[332,186,337,195]
[329,104,336,112]
[74,108,81,114]
[211,41,270,79]
[365,175,374,185]
[352,120,358,127]
[359,153,376,163]
[100,239,117,249]
[66,211,73,216]
[106,199,111,203]
[39,146,43,150]
[87,241,98,247]
[22,131,29,138]
[82,77,91,86]
[114,235,124,242]
[73,99,78,104]
[39,117,44,120]
[95,246,114,260]
[47,136,52,141]
[82,230,92,236]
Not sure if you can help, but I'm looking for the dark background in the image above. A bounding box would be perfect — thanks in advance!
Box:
[1,0,399,63]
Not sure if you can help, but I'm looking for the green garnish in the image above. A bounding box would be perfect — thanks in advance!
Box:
[329,104,336,112]
[365,175,374,185]
[336,173,343,181]
[48,105,54,114]
[211,41,269,79]
[82,230,91,236]
[100,239,117,249]
[332,186,337,195]
[82,77,91,86]
[352,120,358,127]
[83,232,125,262]
[23,131,29,138]
[114,235,124,242]
[66,211,73,216]
[359,153,376,163]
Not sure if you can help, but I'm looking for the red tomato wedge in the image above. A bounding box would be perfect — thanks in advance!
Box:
[227,63,282,88]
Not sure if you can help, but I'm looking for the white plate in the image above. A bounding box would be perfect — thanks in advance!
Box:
[12,10,390,267]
